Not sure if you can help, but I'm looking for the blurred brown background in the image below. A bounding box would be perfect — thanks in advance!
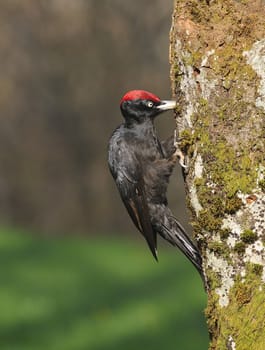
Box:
[0,0,188,236]
[0,4,208,349]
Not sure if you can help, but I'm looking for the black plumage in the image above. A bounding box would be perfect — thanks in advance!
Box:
[108,90,202,276]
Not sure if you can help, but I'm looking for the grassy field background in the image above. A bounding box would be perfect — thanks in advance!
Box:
[0,228,208,350]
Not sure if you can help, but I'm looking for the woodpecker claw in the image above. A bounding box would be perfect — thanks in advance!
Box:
[173,130,187,169]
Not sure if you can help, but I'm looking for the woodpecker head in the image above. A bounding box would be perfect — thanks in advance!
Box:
[120,90,176,125]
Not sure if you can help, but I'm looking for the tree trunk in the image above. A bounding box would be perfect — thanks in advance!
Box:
[169,1,265,349]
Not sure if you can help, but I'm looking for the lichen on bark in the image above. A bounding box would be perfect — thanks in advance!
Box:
[170,1,265,349]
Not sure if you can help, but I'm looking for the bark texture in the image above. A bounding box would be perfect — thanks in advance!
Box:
[170,1,265,349]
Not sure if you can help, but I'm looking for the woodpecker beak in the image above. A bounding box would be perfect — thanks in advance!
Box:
[157,100,177,111]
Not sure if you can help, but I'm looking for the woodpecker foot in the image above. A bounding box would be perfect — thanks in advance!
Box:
[173,130,187,169]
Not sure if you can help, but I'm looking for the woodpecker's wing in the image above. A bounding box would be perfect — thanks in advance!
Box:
[108,137,157,260]
[120,173,157,260]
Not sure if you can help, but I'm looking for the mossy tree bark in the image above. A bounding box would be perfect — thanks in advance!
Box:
[170,1,265,349]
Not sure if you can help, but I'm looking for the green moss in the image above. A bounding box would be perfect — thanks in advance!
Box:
[198,98,208,107]
[205,290,220,344]
[198,210,222,232]
[186,99,261,241]
[208,241,225,255]
[206,269,222,290]
[234,242,246,255]
[232,230,258,256]
[191,221,201,237]
[196,184,225,218]
[219,228,230,240]
[204,271,223,341]
[224,197,243,214]
[208,241,231,261]
[193,177,205,187]
[183,51,203,68]
[246,262,263,277]
[209,270,265,350]
[179,129,195,152]
[212,44,257,84]
[258,179,265,192]
[204,265,265,350]
[241,229,258,244]
[234,282,252,307]
[198,140,258,198]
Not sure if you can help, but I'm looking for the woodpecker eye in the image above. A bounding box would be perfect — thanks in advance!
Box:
[146,101,154,108]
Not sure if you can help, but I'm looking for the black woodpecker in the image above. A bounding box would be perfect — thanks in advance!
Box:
[108,90,202,276]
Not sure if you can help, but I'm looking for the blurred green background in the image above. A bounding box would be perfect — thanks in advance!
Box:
[0,1,208,349]
[0,228,207,350]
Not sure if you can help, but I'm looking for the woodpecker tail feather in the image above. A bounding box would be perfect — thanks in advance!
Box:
[158,214,203,277]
